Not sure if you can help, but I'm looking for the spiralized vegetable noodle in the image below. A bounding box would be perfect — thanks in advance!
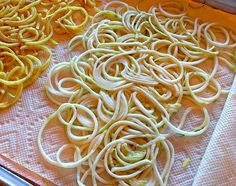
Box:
[38,1,236,185]
[0,0,99,108]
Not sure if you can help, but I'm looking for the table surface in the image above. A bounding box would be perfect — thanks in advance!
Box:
[196,0,236,14]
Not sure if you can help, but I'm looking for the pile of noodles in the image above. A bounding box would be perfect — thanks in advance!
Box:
[38,1,236,185]
[0,0,98,108]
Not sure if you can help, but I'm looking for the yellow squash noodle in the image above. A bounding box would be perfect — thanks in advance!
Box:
[37,0,100,35]
[0,0,99,108]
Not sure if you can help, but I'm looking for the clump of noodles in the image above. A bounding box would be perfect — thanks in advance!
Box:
[0,0,52,108]
[0,0,100,108]
[39,1,236,185]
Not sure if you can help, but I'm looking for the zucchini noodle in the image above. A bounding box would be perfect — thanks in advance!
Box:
[0,0,100,108]
[39,1,236,185]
